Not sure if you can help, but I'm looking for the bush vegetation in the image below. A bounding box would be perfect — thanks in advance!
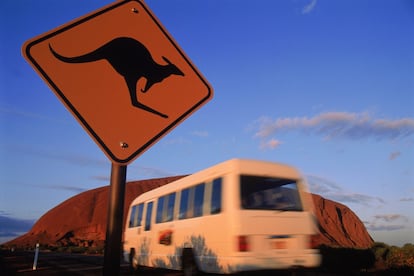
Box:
[315,242,414,274]
[370,242,414,272]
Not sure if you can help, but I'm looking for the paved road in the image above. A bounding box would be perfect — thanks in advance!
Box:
[2,249,380,276]
[0,250,182,276]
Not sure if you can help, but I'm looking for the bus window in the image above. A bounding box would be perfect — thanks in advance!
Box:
[136,203,144,226]
[144,202,153,231]
[156,196,165,223]
[179,184,205,219]
[166,193,175,222]
[240,176,303,211]
[211,178,222,214]
[129,203,144,227]
[179,188,190,219]
[129,205,138,228]
[193,183,205,217]
[156,193,176,223]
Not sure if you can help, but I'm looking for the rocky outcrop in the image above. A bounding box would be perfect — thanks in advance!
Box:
[312,194,374,248]
[7,176,183,249]
[5,176,374,249]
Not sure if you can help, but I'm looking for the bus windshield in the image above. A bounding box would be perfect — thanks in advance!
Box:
[240,175,303,211]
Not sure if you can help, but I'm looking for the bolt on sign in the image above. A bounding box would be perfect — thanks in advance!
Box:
[23,0,213,165]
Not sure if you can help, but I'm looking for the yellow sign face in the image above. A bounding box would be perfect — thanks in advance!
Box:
[23,0,213,164]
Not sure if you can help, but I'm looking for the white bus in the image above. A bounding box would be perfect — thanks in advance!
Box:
[123,159,321,274]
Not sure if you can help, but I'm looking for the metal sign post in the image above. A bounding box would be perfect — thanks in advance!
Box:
[103,163,127,275]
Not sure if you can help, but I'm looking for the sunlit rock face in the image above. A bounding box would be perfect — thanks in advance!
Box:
[311,194,374,248]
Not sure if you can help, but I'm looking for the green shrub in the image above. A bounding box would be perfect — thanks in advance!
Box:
[371,242,414,271]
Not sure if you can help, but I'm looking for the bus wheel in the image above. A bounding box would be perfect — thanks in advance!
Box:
[129,248,139,272]
[182,248,199,276]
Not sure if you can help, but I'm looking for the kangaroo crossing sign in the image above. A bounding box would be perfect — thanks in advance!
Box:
[23,0,213,164]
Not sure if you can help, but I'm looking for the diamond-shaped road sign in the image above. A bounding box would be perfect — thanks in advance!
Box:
[23,0,213,164]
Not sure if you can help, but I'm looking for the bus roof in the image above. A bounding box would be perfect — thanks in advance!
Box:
[129,159,303,205]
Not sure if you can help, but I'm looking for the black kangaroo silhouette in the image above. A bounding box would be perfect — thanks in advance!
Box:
[49,37,185,118]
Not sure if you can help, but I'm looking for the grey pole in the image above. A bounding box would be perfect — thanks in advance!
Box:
[103,163,127,275]
[32,243,39,270]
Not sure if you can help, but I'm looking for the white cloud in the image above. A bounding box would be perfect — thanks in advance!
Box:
[306,174,385,205]
[91,175,110,182]
[400,197,414,202]
[302,0,318,14]
[374,214,407,222]
[306,174,342,194]
[128,164,175,179]
[365,214,408,231]
[35,184,86,193]
[389,151,401,160]
[260,138,282,150]
[163,137,191,145]
[191,130,209,137]
[329,193,385,205]
[254,111,414,142]
[0,106,69,124]
[366,224,405,231]
[11,144,108,168]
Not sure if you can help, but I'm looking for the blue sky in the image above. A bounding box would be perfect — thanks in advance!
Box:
[1,0,413,246]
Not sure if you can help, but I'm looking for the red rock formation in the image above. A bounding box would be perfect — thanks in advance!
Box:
[5,176,374,249]
[312,194,374,248]
[7,176,183,248]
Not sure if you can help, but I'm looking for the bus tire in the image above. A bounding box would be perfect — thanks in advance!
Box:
[129,248,139,272]
[182,248,199,276]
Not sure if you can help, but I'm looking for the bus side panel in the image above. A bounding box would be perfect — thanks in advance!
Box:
[152,214,231,273]
[129,175,231,274]
[191,174,235,273]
